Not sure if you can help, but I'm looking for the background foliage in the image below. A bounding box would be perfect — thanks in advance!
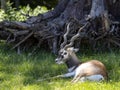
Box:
[0,1,48,21]
[0,0,120,90]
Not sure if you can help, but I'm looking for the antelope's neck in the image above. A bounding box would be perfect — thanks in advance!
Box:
[65,55,81,69]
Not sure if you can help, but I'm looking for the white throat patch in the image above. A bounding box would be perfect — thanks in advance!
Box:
[68,66,76,72]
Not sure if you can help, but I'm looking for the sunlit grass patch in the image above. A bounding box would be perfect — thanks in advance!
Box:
[0,42,120,90]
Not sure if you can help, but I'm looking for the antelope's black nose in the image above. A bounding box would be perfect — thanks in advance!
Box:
[55,58,58,62]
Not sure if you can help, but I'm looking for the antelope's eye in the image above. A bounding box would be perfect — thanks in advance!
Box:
[59,52,62,55]
[64,52,67,55]
[61,55,64,59]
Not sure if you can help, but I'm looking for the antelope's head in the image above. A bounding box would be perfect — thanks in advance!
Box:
[55,47,79,64]
[55,23,80,64]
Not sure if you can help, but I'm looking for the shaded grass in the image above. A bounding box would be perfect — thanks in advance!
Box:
[0,42,120,90]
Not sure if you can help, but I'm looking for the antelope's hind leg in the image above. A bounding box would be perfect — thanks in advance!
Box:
[71,75,83,83]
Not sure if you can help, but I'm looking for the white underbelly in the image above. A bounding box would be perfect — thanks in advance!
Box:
[80,74,104,82]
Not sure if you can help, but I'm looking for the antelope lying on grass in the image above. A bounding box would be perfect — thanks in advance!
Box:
[55,23,108,83]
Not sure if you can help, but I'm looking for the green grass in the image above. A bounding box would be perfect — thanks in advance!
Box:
[0,42,120,90]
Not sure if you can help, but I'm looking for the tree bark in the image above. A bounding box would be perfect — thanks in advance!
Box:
[0,0,120,54]
[1,0,7,12]
[14,0,20,10]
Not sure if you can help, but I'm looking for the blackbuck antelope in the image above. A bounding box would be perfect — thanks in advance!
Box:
[55,23,108,83]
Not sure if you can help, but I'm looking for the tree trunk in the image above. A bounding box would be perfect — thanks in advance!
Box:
[1,0,7,12]
[0,0,120,54]
[14,0,20,10]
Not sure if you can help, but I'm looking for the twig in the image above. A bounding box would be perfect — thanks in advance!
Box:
[20,12,31,18]
[37,75,63,82]
[108,39,120,47]
[12,31,33,49]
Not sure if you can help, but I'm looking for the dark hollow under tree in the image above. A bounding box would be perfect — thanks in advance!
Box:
[0,0,120,54]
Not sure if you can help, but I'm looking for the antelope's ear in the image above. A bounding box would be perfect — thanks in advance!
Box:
[67,47,79,52]
[73,48,79,52]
